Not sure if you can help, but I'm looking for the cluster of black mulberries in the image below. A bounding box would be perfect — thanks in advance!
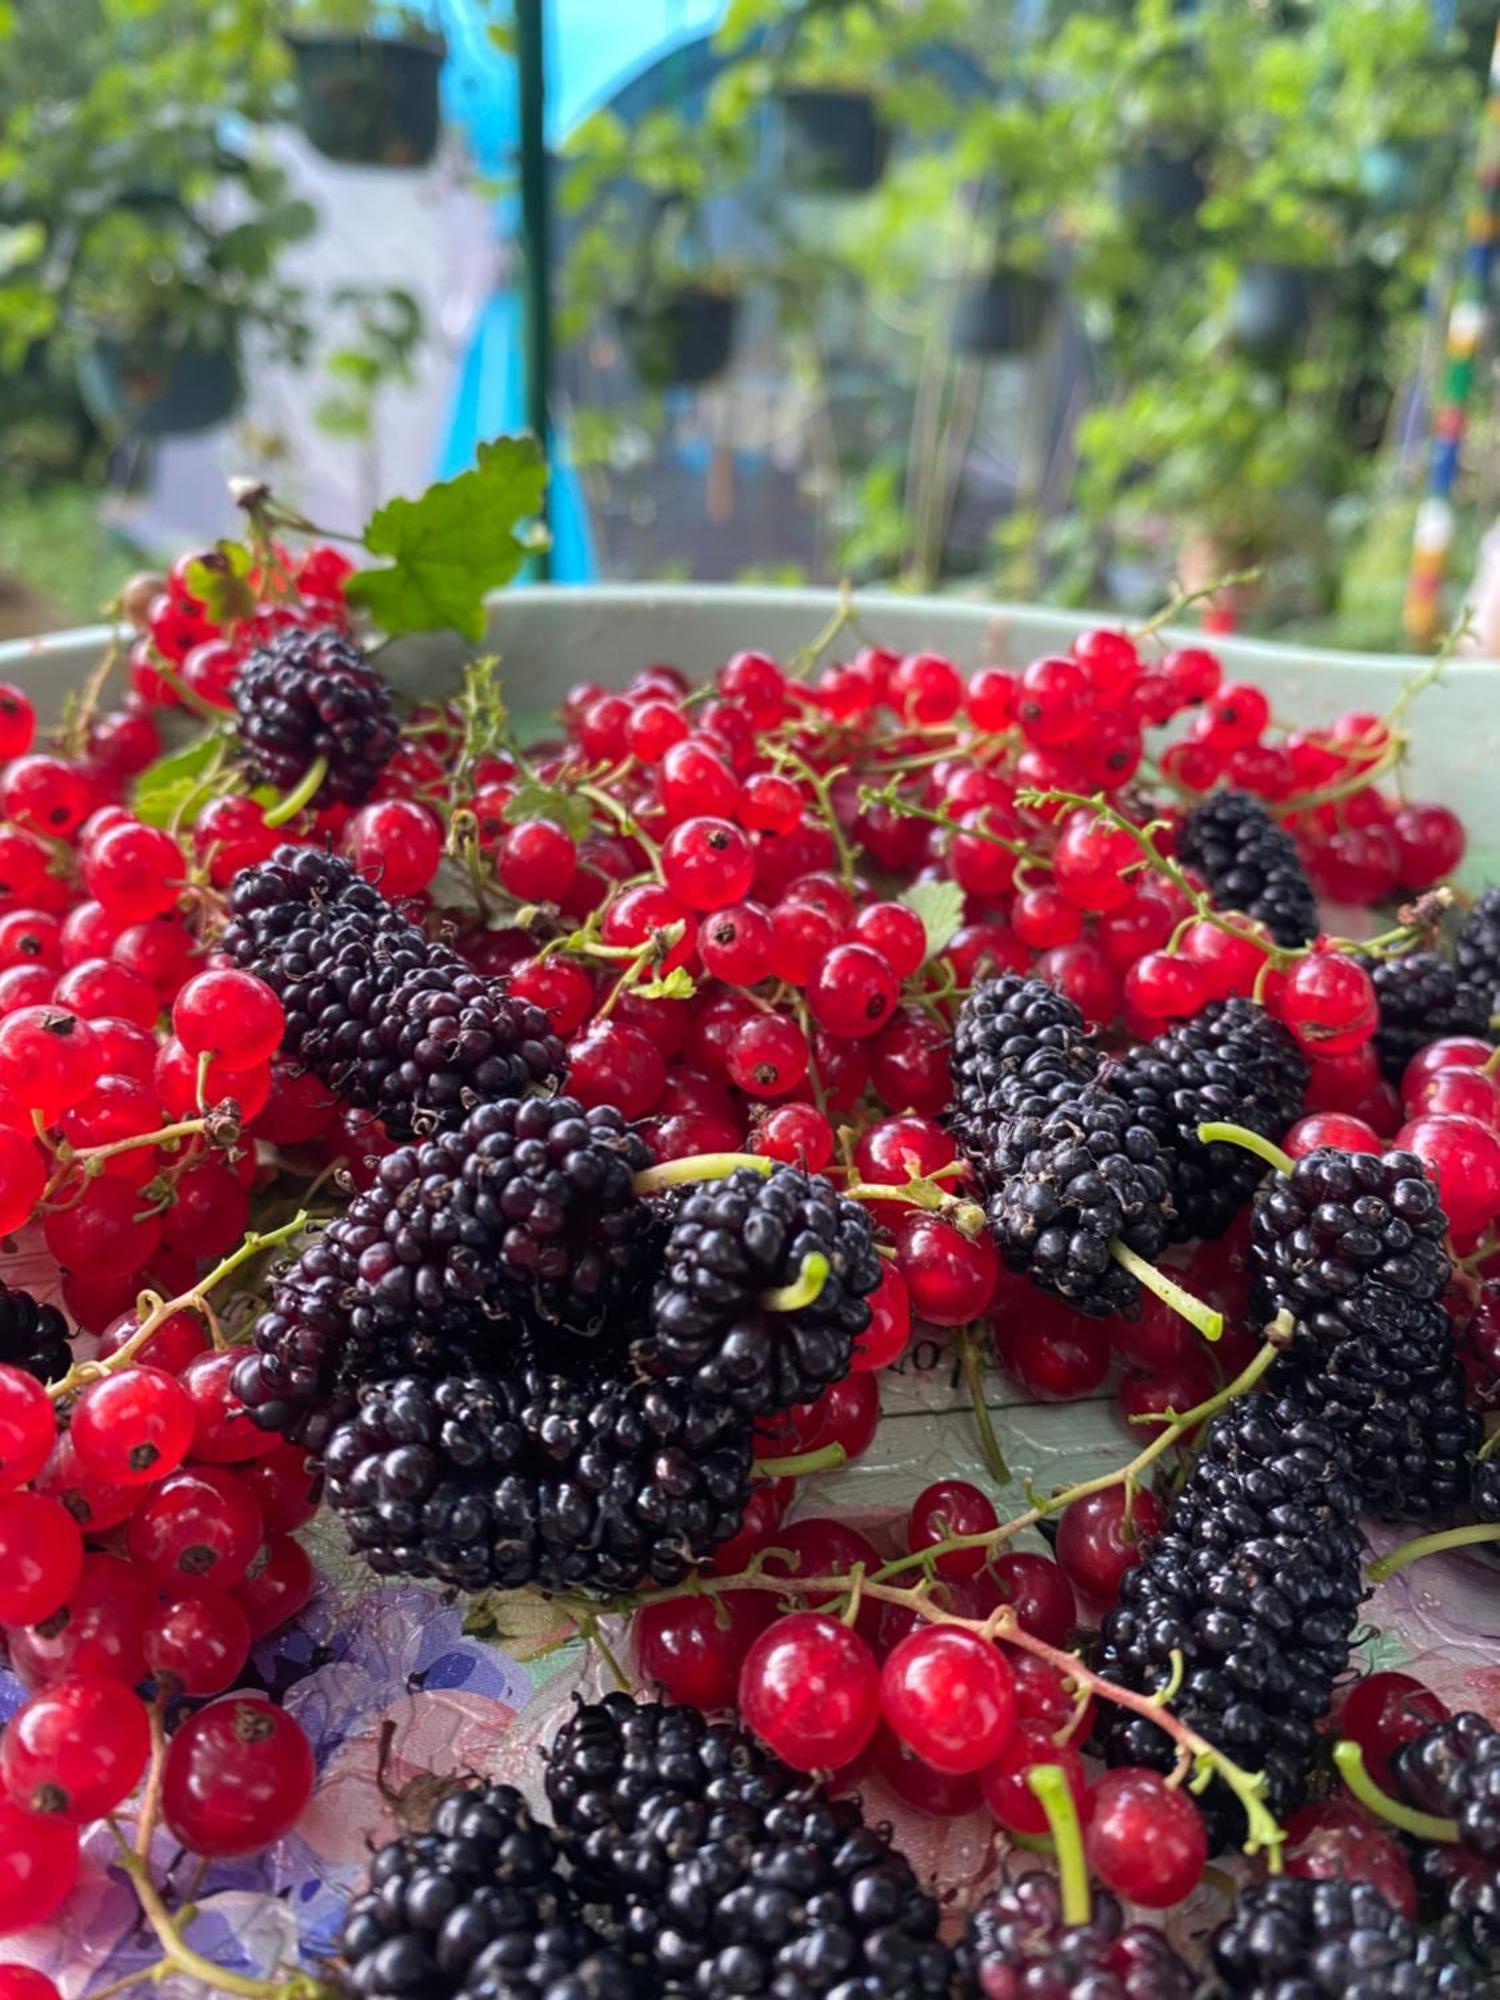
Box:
[1250,1146,1474,1520]
[1177,788,1320,948]
[1206,1875,1478,1997]
[338,1779,637,2000]
[0,1282,71,1385]
[542,1695,949,1996]
[636,1165,882,1414]
[324,1370,754,1595]
[1093,1392,1364,1847]
[1369,951,1493,1084]
[1458,886,1500,1009]
[233,626,400,808]
[953,1872,1195,1998]
[1105,997,1307,1242]
[224,846,564,1139]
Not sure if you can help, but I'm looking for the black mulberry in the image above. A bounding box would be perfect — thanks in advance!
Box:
[234,626,399,807]
[954,1872,1195,1998]
[1207,1874,1476,1996]
[1178,788,1319,948]
[1369,952,1492,1085]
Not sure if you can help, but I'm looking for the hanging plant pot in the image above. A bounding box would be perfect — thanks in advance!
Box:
[619,289,738,390]
[1230,263,1312,360]
[1116,145,1205,223]
[285,33,444,169]
[76,335,243,438]
[952,269,1055,358]
[779,88,890,194]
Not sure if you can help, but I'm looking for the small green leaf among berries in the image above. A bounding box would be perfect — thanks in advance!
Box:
[897,877,965,963]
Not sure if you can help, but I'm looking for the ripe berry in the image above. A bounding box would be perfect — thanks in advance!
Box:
[0,1368,53,1492]
[989,1551,1076,1648]
[1392,802,1465,888]
[1017,656,1088,747]
[43,1178,162,1277]
[126,1465,263,1589]
[1201,681,1269,747]
[996,1303,1110,1402]
[1285,1111,1382,1158]
[1395,1113,1500,1237]
[0,687,36,760]
[239,1440,320,1535]
[0,1006,101,1121]
[738,1611,882,1772]
[564,1020,665,1119]
[497,818,577,902]
[3,1554,151,1690]
[756,1101,834,1171]
[0,756,90,837]
[0,1130,43,1236]
[851,1264,911,1372]
[850,901,926,979]
[895,1213,999,1325]
[0,1800,76,1935]
[967,666,1018,730]
[1054,1486,1164,1603]
[172,969,284,1071]
[1278,952,1378,1057]
[160,1697,315,1857]
[1084,1768,1207,1908]
[233,1534,316,1640]
[633,1590,771,1710]
[725,1013,809,1099]
[70,1366,195,1486]
[1338,1672,1448,1792]
[1053,815,1141,914]
[1123,950,1211,1023]
[980,1723,1089,1835]
[0,1494,82,1625]
[880,1625,1016,1774]
[907,1479,999,1579]
[0,1967,61,1999]
[805,1372,882,1464]
[1,1674,149,1819]
[144,1591,252,1696]
[96,1307,208,1376]
[698,901,774,985]
[657,739,741,823]
[739,772,802,836]
[82,819,184,921]
[662,817,756,912]
[805,942,899,1040]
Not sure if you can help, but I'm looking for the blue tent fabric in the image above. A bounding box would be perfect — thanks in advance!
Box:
[433,0,727,579]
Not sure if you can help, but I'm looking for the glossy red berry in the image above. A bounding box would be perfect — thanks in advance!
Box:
[851,1264,911,1371]
[980,1723,1089,1835]
[738,1612,882,1772]
[0,1799,77,1935]
[0,1006,101,1121]
[0,1495,82,1626]
[1017,656,1089,747]
[906,1479,999,1579]
[0,1368,53,1492]
[1278,952,1378,1057]
[233,1534,315,1640]
[171,968,284,1071]
[1338,1672,1449,1792]
[880,1625,1016,1774]
[497,818,577,901]
[989,1551,1076,1648]
[1396,1113,1500,1237]
[160,1697,315,1856]
[725,1014,809,1099]
[633,1590,771,1710]
[756,1101,834,1171]
[805,943,899,1041]
[1054,1486,1164,1603]
[1,1673,149,1819]
[144,1591,252,1696]
[126,1465,264,1590]
[3,1554,151,1690]
[70,1366,195,1486]
[895,1214,998,1325]
[1085,1768,1207,1907]
[82,818,184,921]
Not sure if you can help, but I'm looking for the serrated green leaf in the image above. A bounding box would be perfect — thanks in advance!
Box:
[131,729,230,829]
[898,878,965,963]
[635,966,696,1001]
[182,540,258,627]
[347,435,547,642]
[502,780,594,845]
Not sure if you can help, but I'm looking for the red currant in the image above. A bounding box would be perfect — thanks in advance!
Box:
[906,1480,998,1579]
[145,1590,252,1696]
[1,1673,149,1820]
[0,1368,53,1492]
[70,1366,195,1486]
[1054,1486,1164,1603]
[989,1551,1075,1648]
[126,1465,264,1589]
[895,1214,998,1325]
[738,1612,882,1771]
[1085,1768,1207,1907]
[234,1533,316,1640]
[160,1697,315,1856]
[0,1495,82,1625]
[0,1799,76,1934]
[880,1624,1016,1774]
[980,1722,1088,1835]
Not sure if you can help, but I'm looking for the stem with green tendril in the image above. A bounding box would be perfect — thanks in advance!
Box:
[1368,1521,1500,1582]
[262,754,328,827]
[1196,1121,1294,1178]
[1028,1764,1092,1925]
[1109,1240,1223,1341]
[1332,1740,1459,1843]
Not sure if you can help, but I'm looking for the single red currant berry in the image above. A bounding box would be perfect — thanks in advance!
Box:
[980,1723,1089,1835]
[0,965,54,1012]
[1201,681,1270,748]
[52,958,159,1031]
[1338,1672,1449,1792]
[738,772,802,837]
[126,1465,264,1590]
[1052,813,1142,914]
[96,1307,208,1375]
[726,1014,809,1099]
[69,1366,195,1487]
[160,1697,315,1857]
[1054,1486,1164,1603]
[1277,952,1378,1057]
[906,1480,999,1579]
[661,817,756,912]
[1122,950,1211,1023]
[1285,1111,1382,1158]
[756,1521,885,1647]
[1085,1768,1207,1908]
[0,1799,77,1935]
[852,1264,910,1371]
[0,1367,53,1492]
[890,652,963,724]
[496,818,577,902]
[81,818,184,920]
[718,650,787,725]
[756,1101,834,1171]
[849,901,926,980]
[895,1213,999,1326]
[1391,802,1465,889]
[1160,645,1221,705]
[234,1533,316,1640]
[657,739,741,823]
[1016,656,1089,747]
[1012,885,1083,950]
[172,968,284,1072]
[567,1019,666,1119]
[1412,1066,1500,1127]
[989,1551,1076,1648]
[0,756,90,837]
[1073,627,1142,703]
[239,1441,321,1535]
[1035,941,1121,1029]
[0,1006,102,1122]
[1,1673,149,1819]
[1401,1036,1495,1104]
[738,1612,882,1771]
[633,1590,771,1710]
[804,1371,882,1464]
[0,687,36,760]
[698,901,774,985]
[0,1494,82,1625]
[0,1965,61,1999]
[966,666,1018,730]
[805,943,899,1041]
[144,1590,252,1696]
[880,1625,1016,1774]
[0,1129,43,1236]
[1396,1113,1500,1237]
[178,1351,280,1464]
[3,1553,150,1690]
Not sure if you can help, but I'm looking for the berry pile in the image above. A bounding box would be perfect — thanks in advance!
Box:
[0,518,1495,1997]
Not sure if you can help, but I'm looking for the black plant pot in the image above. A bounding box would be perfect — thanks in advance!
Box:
[952,269,1055,358]
[1117,144,1205,223]
[619,289,738,390]
[77,336,243,438]
[1230,262,1311,360]
[286,33,443,168]
[780,87,890,193]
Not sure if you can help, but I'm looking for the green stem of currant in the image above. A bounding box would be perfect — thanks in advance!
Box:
[957,1326,1010,1486]
[263,755,329,828]
[1196,1121,1294,1178]
[1132,566,1262,642]
[752,1441,849,1481]
[1367,1521,1500,1582]
[1028,1765,1091,1926]
[1108,1241,1223,1342]
[776,750,860,890]
[856,783,1039,863]
[761,1252,830,1313]
[633,1153,773,1195]
[1331,1740,1459,1843]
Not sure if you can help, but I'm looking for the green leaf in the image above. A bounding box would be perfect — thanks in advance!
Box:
[131,729,230,829]
[635,966,696,1002]
[347,435,548,642]
[182,540,258,626]
[898,878,965,963]
[502,780,593,845]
